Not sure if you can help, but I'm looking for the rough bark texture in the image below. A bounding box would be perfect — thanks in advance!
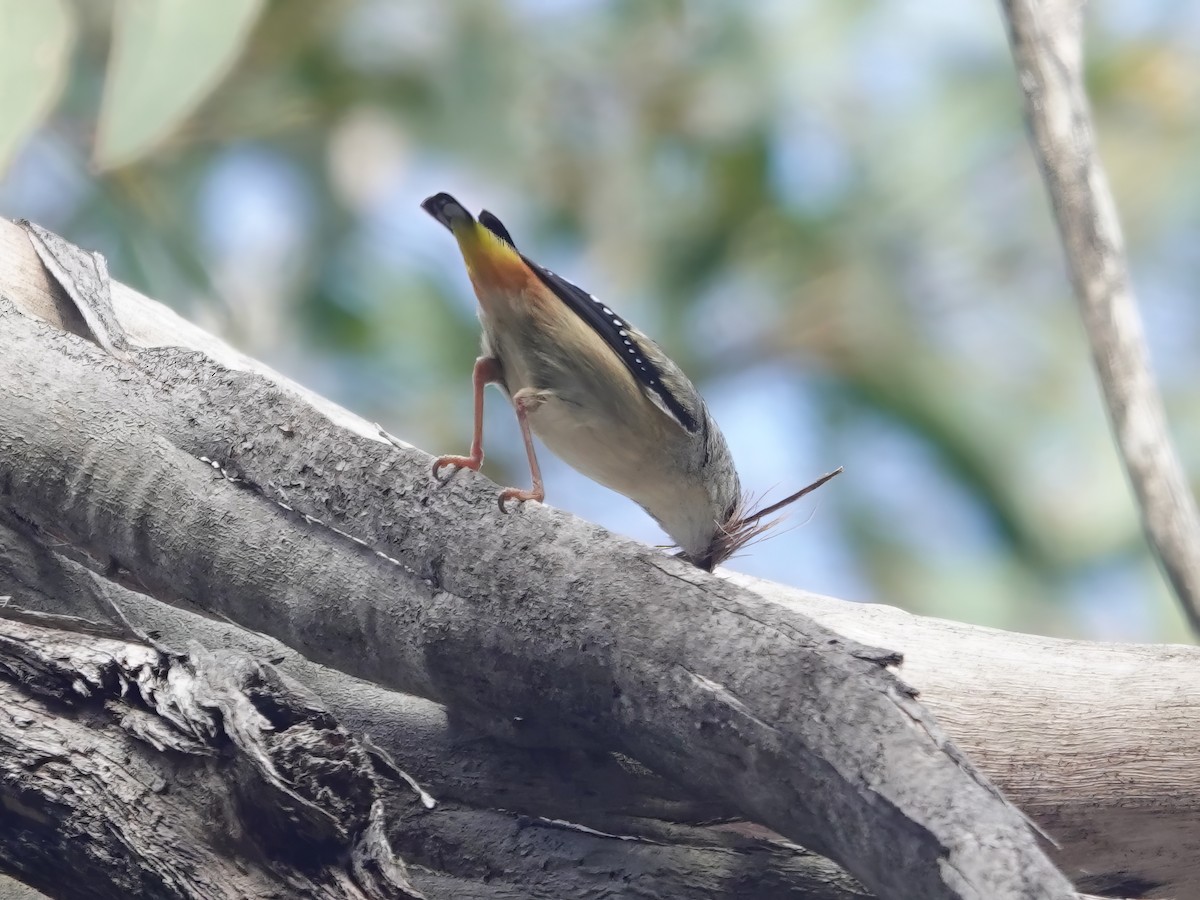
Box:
[0,219,1078,900]
[5,493,1195,899]
[0,610,424,900]
[5,216,1191,898]
[999,0,1200,636]
[0,508,874,900]
[0,605,876,900]
[743,577,1200,899]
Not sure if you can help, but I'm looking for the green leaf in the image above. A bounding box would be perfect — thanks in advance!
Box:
[0,0,75,174]
[95,0,265,170]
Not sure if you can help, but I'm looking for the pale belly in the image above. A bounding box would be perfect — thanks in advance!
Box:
[481,316,710,534]
[524,393,671,501]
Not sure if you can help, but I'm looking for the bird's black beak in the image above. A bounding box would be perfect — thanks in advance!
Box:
[421,192,474,231]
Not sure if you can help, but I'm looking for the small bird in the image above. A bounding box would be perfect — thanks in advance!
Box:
[422,192,840,570]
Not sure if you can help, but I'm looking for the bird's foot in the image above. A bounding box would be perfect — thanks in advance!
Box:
[432,454,482,482]
[498,485,544,512]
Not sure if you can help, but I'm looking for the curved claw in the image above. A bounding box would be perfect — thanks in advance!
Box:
[497,486,544,513]
[432,454,481,483]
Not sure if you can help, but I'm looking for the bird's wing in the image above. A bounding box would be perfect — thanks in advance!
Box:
[478,208,702,434]
[524,259,701,434]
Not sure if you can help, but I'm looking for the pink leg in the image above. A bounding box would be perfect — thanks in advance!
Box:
[498,392,545,511]
[433,357,501,480]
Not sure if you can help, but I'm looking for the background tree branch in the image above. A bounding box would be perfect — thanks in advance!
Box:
[999,0,1200,636]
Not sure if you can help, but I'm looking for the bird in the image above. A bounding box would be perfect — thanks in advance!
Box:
[421,191,840,570]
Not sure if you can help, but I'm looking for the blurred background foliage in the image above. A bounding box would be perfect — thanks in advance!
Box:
[1,0,1197,640]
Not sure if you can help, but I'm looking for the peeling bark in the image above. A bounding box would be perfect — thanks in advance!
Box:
[0,612,422,900]
[0,603,884,900]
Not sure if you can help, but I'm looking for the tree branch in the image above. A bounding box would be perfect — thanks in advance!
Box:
[0,603,877,900]
[999,0,1200,636]
[743,575,1200,899]
[0,219,1079,899]
[5,491,1194,898]
[0,507,876,900]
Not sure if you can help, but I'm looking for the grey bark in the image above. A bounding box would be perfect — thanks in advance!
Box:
[999,0,1200,636]
[0,507,871,900]
[0,220,1077,900]
[9,492,1196,899]
[744,575,1200,900]
[0,603,870,900]
[0,610,423,900]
